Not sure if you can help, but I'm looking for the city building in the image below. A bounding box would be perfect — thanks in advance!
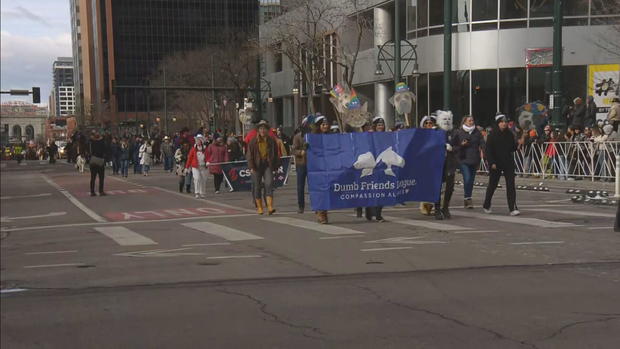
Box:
[51,57,75,118]
[71,0,259,128]
[261,0,620,130]
[0,102,48,145]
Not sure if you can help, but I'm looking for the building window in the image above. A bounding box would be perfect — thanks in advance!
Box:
[472,69,497,127]
[563,65,587,103]
[452,70,470,122]
[273,43,282,72]
[528,66,551,105]
[529,0,553,17]
[591,0,620,15]
[417,73,428,120]
[564,0,588,16]
[429,0,443,26]
[417,0,428,29]
[499,68,526,121]
[500,0,527,19]
[429,72,444,114]
[472,0,498,21]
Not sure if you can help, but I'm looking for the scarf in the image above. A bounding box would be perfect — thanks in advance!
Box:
[462,124,475,133]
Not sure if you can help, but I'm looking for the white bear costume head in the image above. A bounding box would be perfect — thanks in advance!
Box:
[435,110,453,132]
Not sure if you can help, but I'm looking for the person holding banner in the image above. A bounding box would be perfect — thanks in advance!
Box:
[419,115,437,216]
[185,134,208,199]
[207,136,229,194]
[247,120,280,215]
[313,116,331,224]
[364,116,387,222]
[483,114,520,216]
[292,117,310,213]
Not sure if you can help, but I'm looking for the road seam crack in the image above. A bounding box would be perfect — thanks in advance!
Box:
[355,285,539,349]
[217,288,326,341]
[541,316,620,341]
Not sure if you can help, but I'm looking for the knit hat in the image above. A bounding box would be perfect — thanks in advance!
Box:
[420,115,436,127]
[315,115,326,125]
[372,116,385,125]
[495,114,508,123]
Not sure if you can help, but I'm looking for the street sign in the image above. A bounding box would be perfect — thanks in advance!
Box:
[9,89,30,95]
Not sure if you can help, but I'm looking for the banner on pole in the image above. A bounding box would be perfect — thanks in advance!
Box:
[306,128,445,211]
[588,64,620,121]
[221,157,291,192]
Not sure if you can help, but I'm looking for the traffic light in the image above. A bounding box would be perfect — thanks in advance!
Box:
[32,87,40,104]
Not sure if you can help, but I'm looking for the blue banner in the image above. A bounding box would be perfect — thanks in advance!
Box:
[221,157,291,192]
[306,129,445,211]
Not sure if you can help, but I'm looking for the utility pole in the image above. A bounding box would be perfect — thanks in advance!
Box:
[443,0,452,111]
[394,0,401,124]
[551,0,565,129]
[163,65,168,135]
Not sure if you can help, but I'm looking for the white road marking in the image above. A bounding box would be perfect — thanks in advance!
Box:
[115,247,202,257]
[0,288,28,294]
[24,263,86,269]
[94,226,157,246]
[0,213,259,233]
[1,212,66,223]
[263,217,365,235]
[319,235,365,240]
[511,241,565,245]
[450,211,579,228]
[206,255,262,259]
[453,230,500,234]
[381,215,473,231]
[365,237,447,245]
[25,250,77,255]
[1,193,52,200]
[41,174,107,223]
[181,242,232,247]
[183,221,264,241]
[525,208,615,218]
[361,247,413,252]
[587,226,613,230]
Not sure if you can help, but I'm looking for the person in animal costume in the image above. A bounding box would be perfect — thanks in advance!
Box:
[434,110,458,220]
[389,82,416,127]
[419,115,437,216]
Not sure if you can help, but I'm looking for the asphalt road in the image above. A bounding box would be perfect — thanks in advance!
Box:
[1,160,619,348]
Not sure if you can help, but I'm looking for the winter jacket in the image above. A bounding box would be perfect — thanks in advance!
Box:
[185,145,207,169]
[442,130,458,174]
[119,143,130,161]
[247,135,280,171]
[572,104,586,128]
[226,141,244,161]
[206,143,229,174]
[586,100,597,127]
[485,128,517,171]
[161,142,174,157]
[139,144,153,166]
[451,127,483,167]
[292,132,308,166]
[608,102,620,122]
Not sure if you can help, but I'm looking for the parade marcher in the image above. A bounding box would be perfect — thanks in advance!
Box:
[276,127,291,155]
[110,137,120,175]
[226,137,244,161]
[292,117,310,213]
[175,141,191,193]
[419,115,437,216]
[162,136,174,173]
[132,136,143,174]
[483,114,520,216]
[434,110,457,220]
[186,134,208,198]
[119,137,130,177]
[47,140,58,164]
[452,115,483,209]
[247,120,280,215]
[207,136,229,194]
[88,130,107,196]
[365,116,387,222]
[312,116,331,223]
[139,140,153,176]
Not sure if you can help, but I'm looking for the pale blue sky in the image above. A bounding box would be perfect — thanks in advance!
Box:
[0,0,72,106]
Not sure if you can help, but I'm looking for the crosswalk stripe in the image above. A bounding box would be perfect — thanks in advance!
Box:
[381,216,473,231]
[182,222,264,241]
[94,226,157,246]
[450,211,578,228]
[524,208,615,218]
[263,217,365,235]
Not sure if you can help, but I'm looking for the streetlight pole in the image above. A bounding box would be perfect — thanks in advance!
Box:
[394,0,401,90]
[551,0,565,129]
[443,0,452,110]
[163,65,168,135]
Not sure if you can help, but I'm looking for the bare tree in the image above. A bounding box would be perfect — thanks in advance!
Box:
[589,0,620,59]
[149,31,258,131]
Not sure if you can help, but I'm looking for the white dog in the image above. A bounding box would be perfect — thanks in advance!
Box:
[76,155,86,173]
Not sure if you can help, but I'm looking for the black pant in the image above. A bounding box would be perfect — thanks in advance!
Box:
[436,173,455,209]
[90,164,105,194]
[483,168,517,212]
[213,173,224,191]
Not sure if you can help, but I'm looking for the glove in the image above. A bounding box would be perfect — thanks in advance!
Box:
[446,144,453,152]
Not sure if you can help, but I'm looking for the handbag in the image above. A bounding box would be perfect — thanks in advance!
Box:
[89,142,105,167]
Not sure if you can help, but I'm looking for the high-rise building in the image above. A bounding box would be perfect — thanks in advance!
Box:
[51,57,76,117]
[71,0,259,125]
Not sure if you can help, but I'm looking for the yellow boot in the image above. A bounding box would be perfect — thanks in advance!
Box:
[255,199,264,215]
[266,196,276,215]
